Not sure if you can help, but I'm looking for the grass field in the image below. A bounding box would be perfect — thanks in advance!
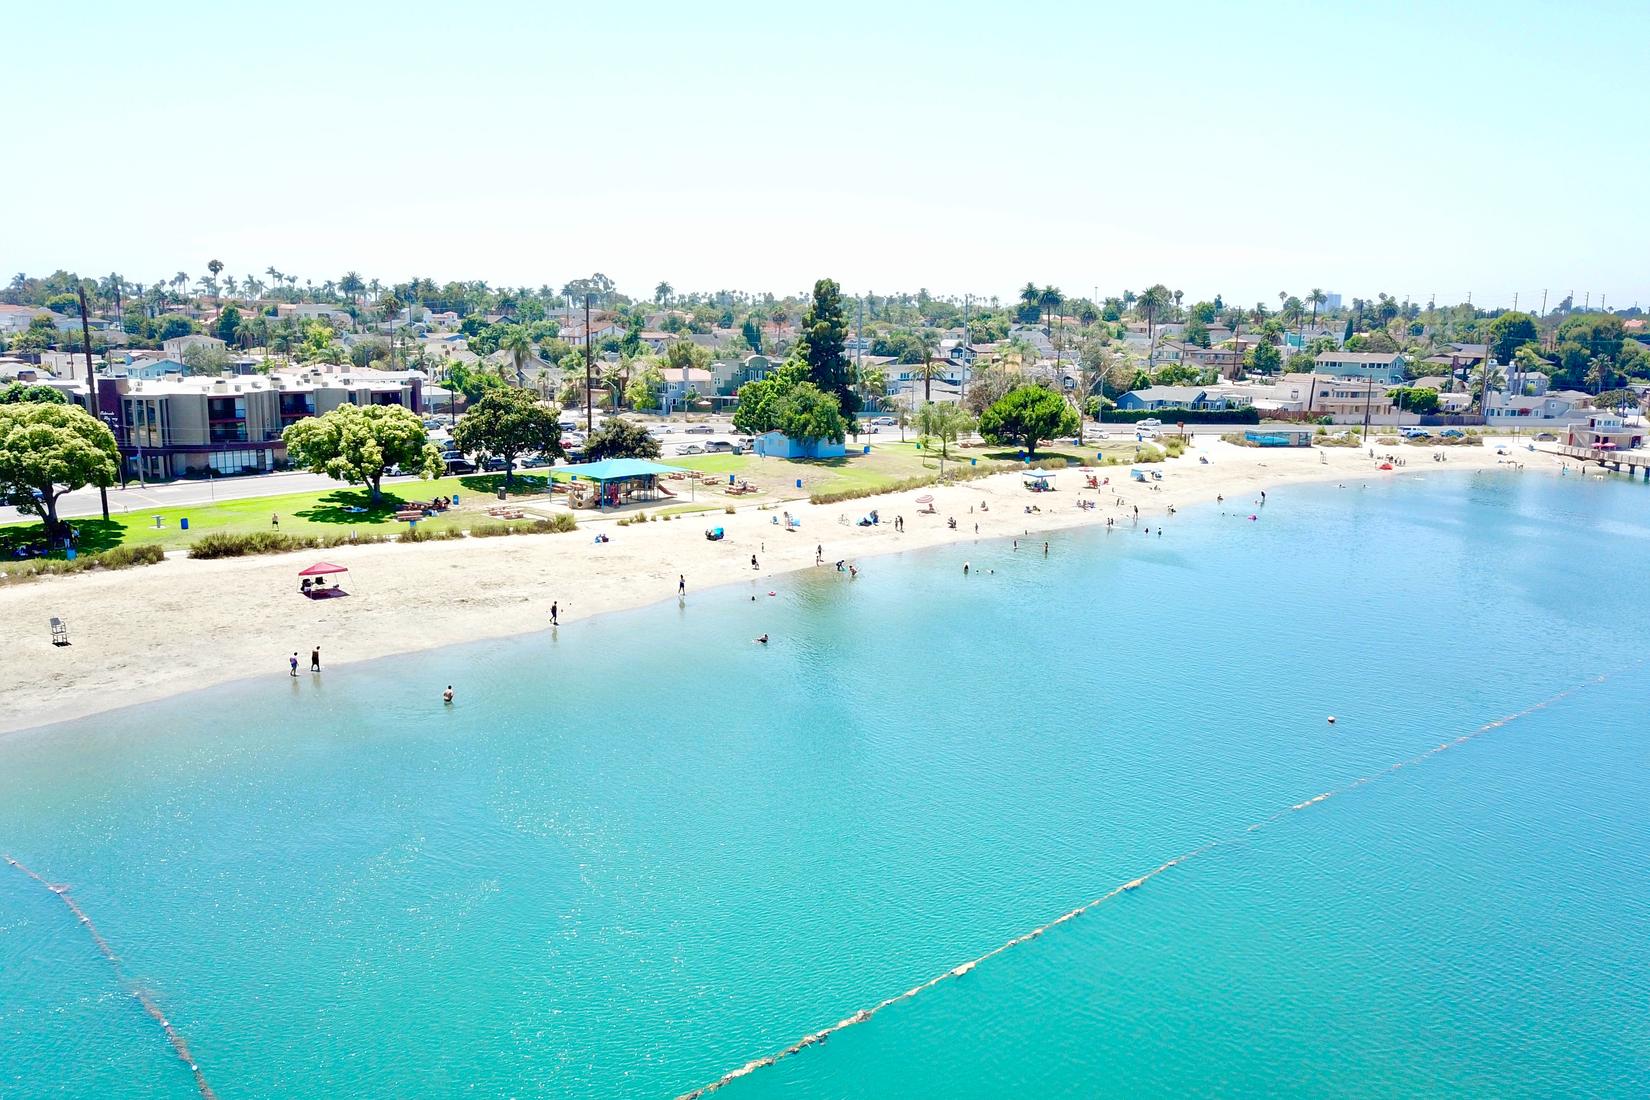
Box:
[0,473,557,558]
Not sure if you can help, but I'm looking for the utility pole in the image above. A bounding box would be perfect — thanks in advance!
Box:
[1541,288,1547,319]
[583,293,594,434]
[78,285,112,520]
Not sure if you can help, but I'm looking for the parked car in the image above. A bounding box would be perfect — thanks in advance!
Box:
[1534,432,1558,441]
[684,424,715,434]
[1440,428,1465,438]
[442,452,476,474]
[676,443,706,455]
[703,439,734,453]
[871,416,896,426]
[1138,417,1162,427]
[1400,427,1431,438]
[481,456,511,472]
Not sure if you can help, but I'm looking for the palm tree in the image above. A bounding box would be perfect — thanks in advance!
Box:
[1308,287,1327,330]
[1136,285,1170,362]
[654,281,673,306]
[1019,282,1040,318]
[1172,289,1184,319]
[1039,285,1063,336]
[916,328,942,402]
[500,325,534,388]
[207,259,224,296]
[858,364,886,412]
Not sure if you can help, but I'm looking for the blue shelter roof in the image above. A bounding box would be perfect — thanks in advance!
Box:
[556,458,684,481]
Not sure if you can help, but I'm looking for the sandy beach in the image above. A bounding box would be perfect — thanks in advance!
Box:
[0,436,1564,735]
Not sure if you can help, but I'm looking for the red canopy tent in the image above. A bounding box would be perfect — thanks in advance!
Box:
[299,561,349,598]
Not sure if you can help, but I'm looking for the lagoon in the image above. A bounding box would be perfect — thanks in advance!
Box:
[2,470,1647,1098]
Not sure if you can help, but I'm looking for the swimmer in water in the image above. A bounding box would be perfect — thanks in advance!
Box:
[442,686,454,704]
[755,634,769,644]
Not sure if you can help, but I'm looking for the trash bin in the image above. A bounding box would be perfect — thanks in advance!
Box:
[453,493,460,504]
[65,548,77,561]
[180,518,189,530]
[795,479,802,489]
[863,446,870,455]
[498,489,506,501]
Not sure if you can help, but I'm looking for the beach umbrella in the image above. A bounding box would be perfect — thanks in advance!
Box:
[915,494,934,504]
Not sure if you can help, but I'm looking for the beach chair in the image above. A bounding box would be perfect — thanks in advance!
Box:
[50,617,69,646]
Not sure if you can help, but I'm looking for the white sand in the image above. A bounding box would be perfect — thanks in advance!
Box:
[0,437,1564,735]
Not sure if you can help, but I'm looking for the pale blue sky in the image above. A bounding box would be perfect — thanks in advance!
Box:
[9,0,1646,310]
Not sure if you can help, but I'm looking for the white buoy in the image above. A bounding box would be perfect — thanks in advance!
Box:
[1327,716,1337,725]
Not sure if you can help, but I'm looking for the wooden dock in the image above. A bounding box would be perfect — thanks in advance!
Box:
[1556,444,1650,477]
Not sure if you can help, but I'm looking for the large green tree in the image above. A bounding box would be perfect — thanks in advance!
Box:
[1486,311,1539,365]
[583,417,662,461]
[452,389,563,486]
[0,402,119,538]
[0,382,68,405]
[977,384,1078,459]
[795,278,858,423]
[281,403,442,502]
[777,381,846,445]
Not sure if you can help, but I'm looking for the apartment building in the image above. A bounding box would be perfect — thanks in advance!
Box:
[98,368,422,479]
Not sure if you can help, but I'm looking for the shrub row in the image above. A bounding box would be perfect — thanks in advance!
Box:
[0,543,165,585]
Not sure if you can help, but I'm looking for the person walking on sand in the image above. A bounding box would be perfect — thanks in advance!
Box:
[310,647,320,672]
[815,544,823,565]
[289,652,298,677]
[678,575,686,596]
[751,554,759,570]
[550,602,558,626]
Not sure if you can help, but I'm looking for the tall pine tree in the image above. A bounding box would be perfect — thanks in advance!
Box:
[796,278,858,423]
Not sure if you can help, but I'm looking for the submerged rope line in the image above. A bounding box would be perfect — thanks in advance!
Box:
[4,855,218,1100]
[674,668,1627,1099]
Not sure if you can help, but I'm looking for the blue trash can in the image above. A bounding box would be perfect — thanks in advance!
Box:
[65,548,77,561]
[795,479,802,489]
[453,493,459,504]
[863,446,870,455]
[971,458,977,466]
[180,518,189,530]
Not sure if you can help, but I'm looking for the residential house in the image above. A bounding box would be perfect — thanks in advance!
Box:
[0,304,77,333]
[1114,386,1229,411]
[1485,391,1579,424]
[559,320,623,347]
[659,367,713,414]
[163,334,227,360]
[1313,350,1407,384]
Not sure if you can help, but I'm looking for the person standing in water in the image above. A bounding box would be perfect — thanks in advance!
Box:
[310,646,321,672]
[442,685,454,704]
[289,652,298,677]
[678,575,686,596]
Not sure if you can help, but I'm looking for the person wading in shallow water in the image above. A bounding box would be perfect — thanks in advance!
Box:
[310,647,320,672]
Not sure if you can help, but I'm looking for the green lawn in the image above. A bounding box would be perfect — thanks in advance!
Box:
[0,472,558,557]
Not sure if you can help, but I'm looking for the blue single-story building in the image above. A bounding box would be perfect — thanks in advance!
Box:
[1115,385,1229,411]
[752,431,846,459]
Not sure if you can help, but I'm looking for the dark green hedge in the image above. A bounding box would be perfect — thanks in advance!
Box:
[1101,406,1260,425]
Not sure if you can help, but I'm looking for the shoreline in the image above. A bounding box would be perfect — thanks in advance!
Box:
[0,437,1566,736]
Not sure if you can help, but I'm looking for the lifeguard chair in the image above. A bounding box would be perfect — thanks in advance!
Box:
[50,617,70,646]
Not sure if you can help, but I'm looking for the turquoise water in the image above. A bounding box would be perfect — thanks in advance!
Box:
[2,470,1647,1098]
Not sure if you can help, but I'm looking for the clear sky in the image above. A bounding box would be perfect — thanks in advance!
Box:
[9,0,1646,310]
